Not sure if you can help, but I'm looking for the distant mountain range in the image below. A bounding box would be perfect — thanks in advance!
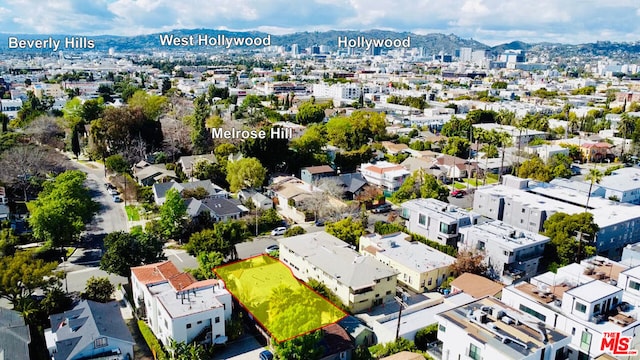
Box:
[1,29,639,59]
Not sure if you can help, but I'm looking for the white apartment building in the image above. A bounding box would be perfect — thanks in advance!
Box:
[278,231,397,313]
[131,261,232,347]
[501,257,640,360]
[359,232,456,292]
[0,98,22,119]
[474,175,640,260]
[359,161,410,192]
[401,198,479,247]
[435,296,571,360]
[459,220,550,285]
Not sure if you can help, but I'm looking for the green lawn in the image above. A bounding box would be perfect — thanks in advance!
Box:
[461,177,498,187]
[215,255,346,342]
[125,205,140,221]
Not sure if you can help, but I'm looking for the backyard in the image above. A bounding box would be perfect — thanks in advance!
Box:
[214,255,346,342]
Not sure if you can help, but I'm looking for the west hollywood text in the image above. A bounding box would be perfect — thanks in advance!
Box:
[211,127,292,140]
[337,35,411,50]
[159,34,271,48]
[8,36,95,51]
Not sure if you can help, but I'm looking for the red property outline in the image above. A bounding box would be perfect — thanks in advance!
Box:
[213,254,348,343]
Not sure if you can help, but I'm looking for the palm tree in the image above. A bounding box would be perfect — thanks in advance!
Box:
[495,130,513,183]
[618,112,636,161]
[585,168,603,211]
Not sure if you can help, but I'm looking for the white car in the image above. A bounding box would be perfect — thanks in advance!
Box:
[108,188,119,196]
[271,227,287,236]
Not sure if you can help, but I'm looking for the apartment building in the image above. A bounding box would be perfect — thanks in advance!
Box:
[359,161,410,192]
[473,175,640,259]
[131,261,232,347]
[278,231,397,313]
[472,123,547,148]
[401,198,479,247]
[359,232,456,292]
[458,220,550,285]
[501,257,640,360]
[435,296,571,360]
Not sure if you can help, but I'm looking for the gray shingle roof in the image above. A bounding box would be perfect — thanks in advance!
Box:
[0,308,30,360]
[49,300,134,360]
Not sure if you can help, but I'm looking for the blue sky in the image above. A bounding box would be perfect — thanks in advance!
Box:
[1,0,639,45]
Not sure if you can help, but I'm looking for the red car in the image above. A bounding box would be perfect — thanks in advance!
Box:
[450,189,467,198]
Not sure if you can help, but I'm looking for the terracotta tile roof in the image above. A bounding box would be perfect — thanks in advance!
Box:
[303,165,336,175]
[167,272,196,291]
[581,142,612,149]
[365,164,406,174]
[182,279,221,292]
[131,261,181,285]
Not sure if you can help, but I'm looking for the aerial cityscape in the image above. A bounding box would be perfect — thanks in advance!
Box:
[2,2,640,360]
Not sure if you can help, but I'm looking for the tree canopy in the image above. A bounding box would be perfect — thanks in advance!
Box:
[325,111,387,150]
[391,170,449,203]
[100,231,166,277]
[226,157,267,192]
[28,170,99,248]
[0,251,59,306]
[158,189,188,240]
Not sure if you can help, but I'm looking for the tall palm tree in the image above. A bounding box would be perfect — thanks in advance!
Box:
[585,168,603,211]
[496,130,513,183]
[618,112,636,161]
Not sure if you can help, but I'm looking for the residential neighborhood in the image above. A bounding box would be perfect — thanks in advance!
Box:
[3,5,640,360]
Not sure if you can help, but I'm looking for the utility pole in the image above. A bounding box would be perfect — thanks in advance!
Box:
[395,296,408,340]
[61,256,68,293]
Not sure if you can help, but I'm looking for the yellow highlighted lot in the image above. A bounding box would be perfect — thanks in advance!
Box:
[214,255,346,342]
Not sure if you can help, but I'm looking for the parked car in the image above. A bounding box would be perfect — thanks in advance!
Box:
[259,350,274,360]
[113,195,123,203]
[265,244,279,254]
[271,227,287,236]
[108,188,119,196]
[315,219,325,226]
[450,189,467,198]
[372,204,392,213]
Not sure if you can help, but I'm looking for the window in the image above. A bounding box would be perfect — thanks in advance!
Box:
[630,280,640,291]
[428,278,432,286]
[580,331,592,352]
[186,323,192,329]
[594,304,601,314]
[418,214,426,225]
[575,302,587,313]
[439,324,446,332]
[215,317,220,323]
[94,337,108,348]
[197,320,202,325]
[519,304,547,321]
[468,343,481,360]
[477,241,485,251]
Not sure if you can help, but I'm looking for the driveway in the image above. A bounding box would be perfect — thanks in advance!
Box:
[211,333,266,360]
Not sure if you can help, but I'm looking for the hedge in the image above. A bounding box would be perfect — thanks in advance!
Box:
[138,320,168,360]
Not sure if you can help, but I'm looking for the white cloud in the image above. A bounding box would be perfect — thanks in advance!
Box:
[0,0,638,44]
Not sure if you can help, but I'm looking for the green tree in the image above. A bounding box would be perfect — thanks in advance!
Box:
[284,226,306,237]
[29,170,99,248]
[82,276,115,303]
[275,330,324,360]
[105,154,130,174]
[517,157,551,182]
[127,90,167,121]
[0,113,9,132]
[159,189,188,240]
[585,168,603,210]
[296,101,325,125]
[415,324,439,351]
[71,125,81,159]
[190,94,211,154]
[543,212,598,266]
[167,338,207,360]
[0,252,59,307]
[440,115,471,138]
[185,229,232,257]
[443,136,470,158]
[226,157,267,192]
[326,217,365,246]
[391,170,449,203]
[100,231,166,277]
